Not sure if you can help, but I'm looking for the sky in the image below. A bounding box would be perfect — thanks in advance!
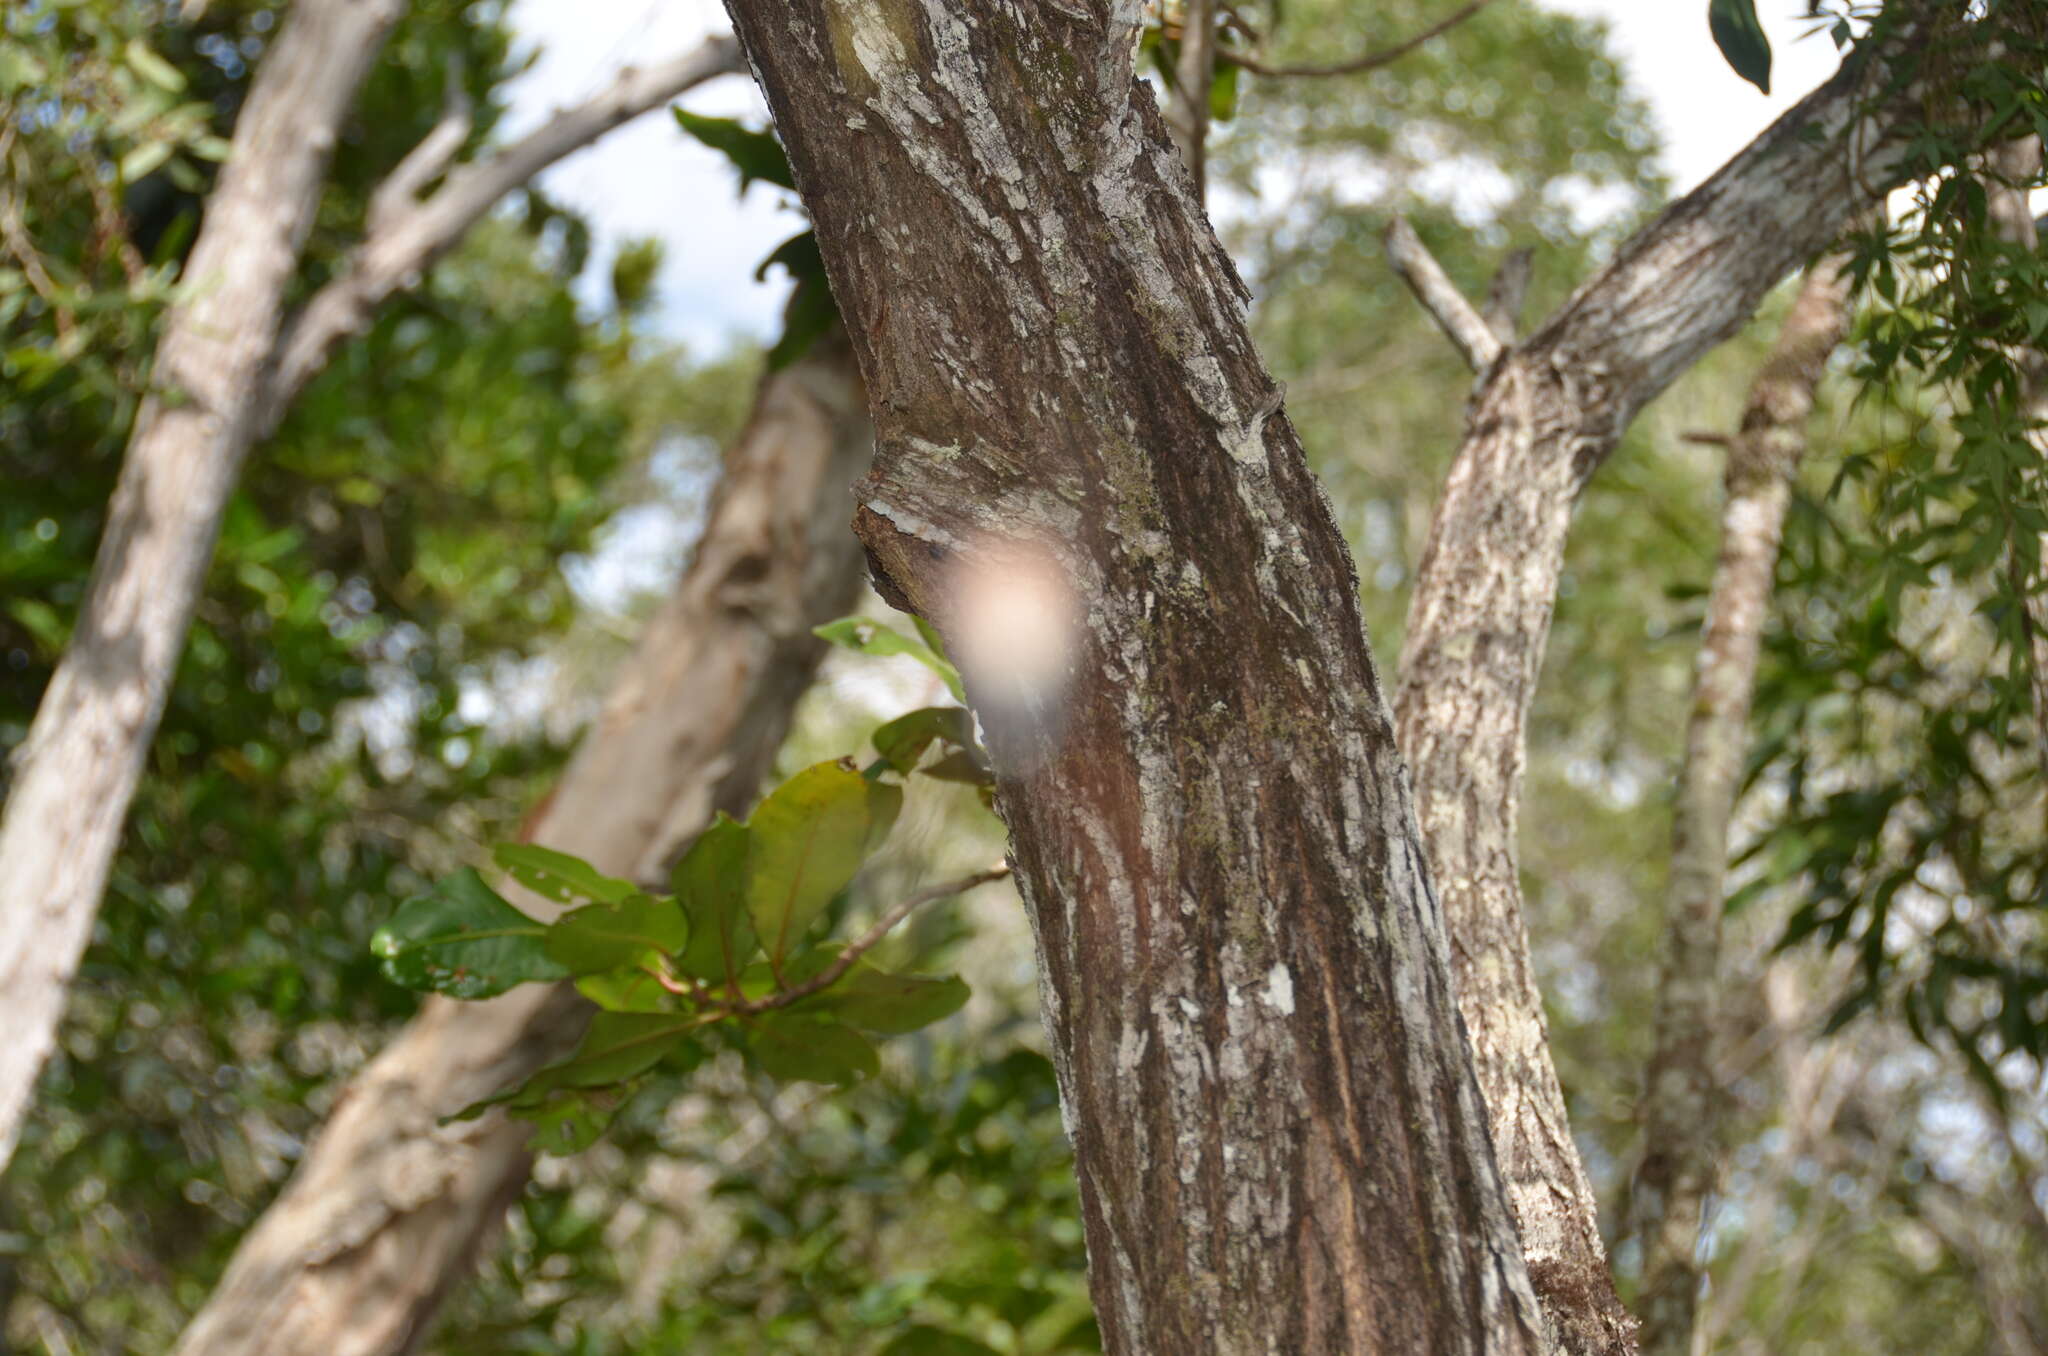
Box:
[503,0,1850,353]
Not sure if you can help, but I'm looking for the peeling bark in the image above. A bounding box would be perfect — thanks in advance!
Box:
[723,2,1545,1350]
[1629,255,1856,1356]
[173,333,874,1356]
[1392,15,1952,1352]
[0,0,407,1176]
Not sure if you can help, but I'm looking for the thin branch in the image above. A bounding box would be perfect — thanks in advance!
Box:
[366,58,472,237]
[1225,0,1494,79]
[739,865,1012,1015]
[258,34,745,434]
[1384,215,1500,371]
[1164,0,1218,198]
[1481,246,1533,343]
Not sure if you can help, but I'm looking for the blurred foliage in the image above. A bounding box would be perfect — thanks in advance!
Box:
[0,1,740,1349]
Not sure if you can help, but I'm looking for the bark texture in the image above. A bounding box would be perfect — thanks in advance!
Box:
[173,333,873,1356]
[1392,17,1946,1352]
[724,3,1545,1350]
[0,0,407,1176]
[1629,255,1856,1356]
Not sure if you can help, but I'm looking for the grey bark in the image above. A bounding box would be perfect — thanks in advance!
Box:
[1391,12,1967,1351]
[0,18,743,1178]
[173,330,874,1356]
[723,2,1546,1351]
[1629,254,1856,1356]
[0,0,408,1177]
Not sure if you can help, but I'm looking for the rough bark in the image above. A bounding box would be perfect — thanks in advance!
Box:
[0,0,408,1177]
[1629,255,1856,1356]
[173,331,874,1356]
[723,2,1546,1350]
[1391,14,1950,1352]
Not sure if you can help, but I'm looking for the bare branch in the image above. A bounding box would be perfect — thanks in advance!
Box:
[1384,215,1501,371]
[1163,0,1218,197]
[366,60,473,237]
[259,34,745,433]
[1482,246,1534,343]
[1226,0,1494,79]
[739,865,1012,1014]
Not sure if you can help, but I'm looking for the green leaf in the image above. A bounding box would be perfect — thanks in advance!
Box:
[746,762,902,963]
[125,38,187,93]
[670,814,758,984]
[808,962,971,1034]
[672,109,795,191]
[1209,60,1240,123]
[765,274,840,371]
[576,966,676,1013]
[119,140,175,185]
[745,1013,878,1085]
[0,48,47,94]
[371,868,567,999]
[492,843,636,907]
[521,1088,623,1155]
[920,747,995,787]
[813,616,966,702]
[871,705,977,773]
[552,1011,700,1086]
[1708,0,1771,94]
[544,894,689,975]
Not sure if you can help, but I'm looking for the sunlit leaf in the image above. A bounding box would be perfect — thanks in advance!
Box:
[492,842,636,907]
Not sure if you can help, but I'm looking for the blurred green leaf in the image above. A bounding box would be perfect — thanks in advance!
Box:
[492,842,637,906]
[544,894,689,975]
[747,761,901,963]
[371,868,566,999]
[671,813,758,984]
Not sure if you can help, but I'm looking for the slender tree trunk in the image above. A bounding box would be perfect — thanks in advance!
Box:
[173,330,874,1356]
[0,0,408,1176]
[724,3,1547,1350]
[1629,254,1856,1355]
[1388,14,1955,1349]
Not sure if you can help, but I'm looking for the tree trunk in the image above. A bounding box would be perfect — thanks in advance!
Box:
[724,3,1546,1351]
[1390,16,1947,1350]
[0,0,408,1176]
[173,331,874,1356]
[1630,254,1856,1356]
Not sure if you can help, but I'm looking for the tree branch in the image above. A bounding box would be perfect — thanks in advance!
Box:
[1163,0,1218,197]
[1226,0,1494,79]
[259,34,745,434]
[1482,246,1534,343]
[1385,214,1501,370]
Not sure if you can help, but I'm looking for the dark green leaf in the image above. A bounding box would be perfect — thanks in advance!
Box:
[808,962,971,1034]
[879,1327,1002,1356]
[766,274,840,371]
[544,894,689,975]
[492,842,636,906]
[671,814,758,984]
[746,761,902,963]
[672,109,795,191]
[1708,0,1772,94]
[872,705,977,773]
[371,868,567,999]
[746,1013,879,1085]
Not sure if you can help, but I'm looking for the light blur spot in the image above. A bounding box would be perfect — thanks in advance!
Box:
[948,539,1080,739]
